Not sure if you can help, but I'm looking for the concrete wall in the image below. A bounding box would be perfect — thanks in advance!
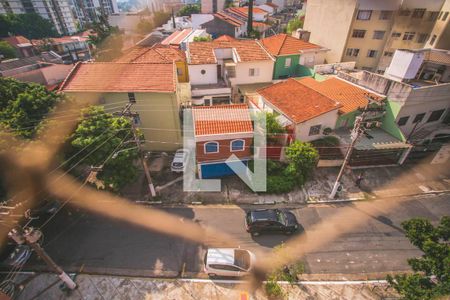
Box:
[295,109,340,142]
[188,64,218,85]
[304,0,357,64]
[385,50,424,81]
[299,51,326,67]
[201,0,225,13]
[64,91,182,151]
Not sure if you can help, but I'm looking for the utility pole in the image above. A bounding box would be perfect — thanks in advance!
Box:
[115,101,156,198]
[329,95,381,199]
[8,227,77,290]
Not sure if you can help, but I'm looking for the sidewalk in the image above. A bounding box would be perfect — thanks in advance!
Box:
[305,162,450,203]
[13,273,400,300]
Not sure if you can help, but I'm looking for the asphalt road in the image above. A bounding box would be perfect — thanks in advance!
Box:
[15,194,450,277]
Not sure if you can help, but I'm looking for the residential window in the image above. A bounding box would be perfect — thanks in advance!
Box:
[376,69,385,75]
[249,68,259,76]
[412,8,426,18]
[230,139,245,151]
[352,29,366,38]
[417,33,429,43]
[367,50,378,58]
[345,48,360,57]
[308,125,321,136]
[443,12,449,21]
[128,92,136,102]
[438,11,443,19]
[397,116,409,126]
[357,10,372,20]
[413,113,425,123]
[391,32,401,38]
[373,30,385,40]
[398,9,411,16]
[427,109,445,123]
[284,57,291,68]
[384,51,394,57]
[430,34,437,45]
[403,32,415,41]
[428,11,439,21]
[379,10,393,20]
[204,141,219,153]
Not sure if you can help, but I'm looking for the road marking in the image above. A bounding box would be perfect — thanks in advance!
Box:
[178,278,388,285]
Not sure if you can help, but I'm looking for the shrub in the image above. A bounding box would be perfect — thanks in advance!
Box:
[266,175,295,194]
[265,279,284,299]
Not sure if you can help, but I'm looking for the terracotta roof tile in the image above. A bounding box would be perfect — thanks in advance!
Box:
[261,33,322,56]
[229,7,268,15]
[59,62,175,93]
[214,35,237,42]
[214,12,244,27]
[162,29,193,45]
[193,104,253,136]
[187,39,272,65]
[115,44,186,63]
[298,77,384,114]
[257,78,341,123]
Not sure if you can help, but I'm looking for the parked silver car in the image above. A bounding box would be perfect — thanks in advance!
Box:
[204,248,256,277]
[171,149,189,172]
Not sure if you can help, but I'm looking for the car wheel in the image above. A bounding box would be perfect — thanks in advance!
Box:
[208,273,217,278]
[251,231,260,237]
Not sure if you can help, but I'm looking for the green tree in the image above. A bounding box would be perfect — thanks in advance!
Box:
[286,17,303,34]
[258,112,286,144]
[0,41,16,59]
[0,77,61,138]
[177,4,200,16]
[69,106,139,192]
[387,217,450,300]
[0,13,58,39]
[136,18,154,34]
[193,36,212,42]
[285,141,318,185]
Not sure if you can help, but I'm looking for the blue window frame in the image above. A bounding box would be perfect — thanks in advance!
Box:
[230,139,245,151]
[204,142,219,153]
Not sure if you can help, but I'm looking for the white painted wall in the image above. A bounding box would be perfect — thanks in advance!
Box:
[253,11,268,22]
[230,60,274,86]
[385,50,424,81]
[188,64,218,85]
[395,83,450,136]
[295,109,340,142]
[299,51,327,67]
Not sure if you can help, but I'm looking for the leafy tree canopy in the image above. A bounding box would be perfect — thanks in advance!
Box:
[0,41,16,59]
[193,36,212,42]
[0,13,58,39]
[69,106,139,192]
[177,4,201,16]
[387,217,450,300]
[0,77,62,138]
[285,141,318,185]
[286,17,303,34]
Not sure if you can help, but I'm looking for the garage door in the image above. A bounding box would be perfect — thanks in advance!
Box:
[200,160,248,179]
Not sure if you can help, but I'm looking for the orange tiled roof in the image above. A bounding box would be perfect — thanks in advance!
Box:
[2,36,32,46]
[161,29,193,45]
[261,33,322,56]
[257,78,341,123]
[59,62,175,93]
[193,104,253,136]
[214,12,244,27]
[230,7,268,15]
[214,35,237,42]
[298,77,384,114]
[187,39,272,65]
[115,44,186,63]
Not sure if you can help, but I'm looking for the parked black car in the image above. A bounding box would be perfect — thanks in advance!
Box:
[245,209,299,236]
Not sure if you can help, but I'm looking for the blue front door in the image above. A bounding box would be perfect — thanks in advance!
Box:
[200,160,248,179]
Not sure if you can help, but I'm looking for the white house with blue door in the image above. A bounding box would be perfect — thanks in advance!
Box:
[192,104,254,179]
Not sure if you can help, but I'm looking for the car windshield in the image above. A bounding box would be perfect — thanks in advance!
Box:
[276,210,286,225]
[234,249,251,270]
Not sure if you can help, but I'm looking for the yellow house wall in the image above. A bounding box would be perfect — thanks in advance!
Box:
[64,91,182,152]
[176,60,190,83]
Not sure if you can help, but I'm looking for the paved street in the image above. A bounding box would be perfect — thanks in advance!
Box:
[19,194,450,278]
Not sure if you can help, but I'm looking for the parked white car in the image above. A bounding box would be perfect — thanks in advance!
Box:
[171,149,189,172]
[204,248,256,277]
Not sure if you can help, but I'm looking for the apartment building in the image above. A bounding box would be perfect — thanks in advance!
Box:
[425,0,450,49]
[0,0,78,34]
[201,0,225,14]
[304,0,449,73]
[0,0,118,35]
